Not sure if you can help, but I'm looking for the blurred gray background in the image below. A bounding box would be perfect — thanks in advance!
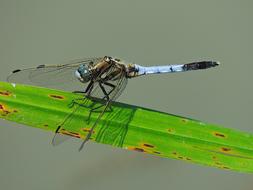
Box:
[0,0,252,190]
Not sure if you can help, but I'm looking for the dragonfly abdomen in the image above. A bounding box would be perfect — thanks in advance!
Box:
[135,64,184,75]
[128,61,219,77]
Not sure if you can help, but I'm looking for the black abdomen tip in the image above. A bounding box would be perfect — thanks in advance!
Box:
[183,61,220,71]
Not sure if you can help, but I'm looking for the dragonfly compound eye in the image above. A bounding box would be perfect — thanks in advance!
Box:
[75,64,92,83]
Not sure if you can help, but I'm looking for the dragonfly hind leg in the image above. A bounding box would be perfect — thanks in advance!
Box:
[100,81,116,101]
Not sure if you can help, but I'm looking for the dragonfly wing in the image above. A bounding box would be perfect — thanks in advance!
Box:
[89,64,128,101]
[7,58,102,91]
[78,65,128,150]
[52,97,91,146]
[52,62,128,148]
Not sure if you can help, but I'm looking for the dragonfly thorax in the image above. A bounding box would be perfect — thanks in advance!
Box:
[75,64,92,83]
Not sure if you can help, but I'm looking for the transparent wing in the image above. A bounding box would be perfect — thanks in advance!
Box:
[89,63,128,100]
[52,63,128,148]
[78,67,128,150]
[7,58,102,91]
[52,98,91,146]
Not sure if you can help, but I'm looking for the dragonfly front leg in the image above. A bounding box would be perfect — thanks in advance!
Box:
[99,82,110,101]
[103,82,116,97]
[70,81,95,108]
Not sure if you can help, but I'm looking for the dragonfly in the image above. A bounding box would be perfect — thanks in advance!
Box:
[7,56,220,151]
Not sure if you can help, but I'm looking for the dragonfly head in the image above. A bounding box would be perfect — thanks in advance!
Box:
[75,64,92,83]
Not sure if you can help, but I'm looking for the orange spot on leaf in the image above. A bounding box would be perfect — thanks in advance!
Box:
[133,147,145,152]
[49,94,65,100]
[221,147,231,152]
[214,132,226,138]
[142,143,155,148]
[167,128,174,133]
[0,104,11,115]
[82,128,95,134]
[0,91,11,96]
[128,146,146,153]
[60,130,81,138]
[0,104,4,110]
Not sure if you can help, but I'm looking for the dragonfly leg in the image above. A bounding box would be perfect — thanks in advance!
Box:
[99,81,116,101]
[103,82,116,96]
[79,131,92,151]
[85,81,94,93]
[85,82,114,123]
[99,82,110,101]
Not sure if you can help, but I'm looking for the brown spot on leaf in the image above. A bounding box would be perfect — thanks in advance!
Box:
[223,166,230,170]
[186,157,192,161]
[167,128,174,133]
[221,147,231,152]
[153,151,161,154]
[13,110,18,113]
[69,131,79,136]
[142,143,154,148]
[60,130,81,138]
[0,91,11,96]
[0,104,11,115]
[4,110,11,114]
[128,146,145,152]
[82,128,95,134]
[49,94,64,100]
[172,151,177,155]
[178,156,184,159]
[44,124,49,127]
[181,119,188,123]
[214,132,226,138]
[134,147,145,152]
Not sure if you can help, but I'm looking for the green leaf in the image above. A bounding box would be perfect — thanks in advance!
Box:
[0,81,253,173]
